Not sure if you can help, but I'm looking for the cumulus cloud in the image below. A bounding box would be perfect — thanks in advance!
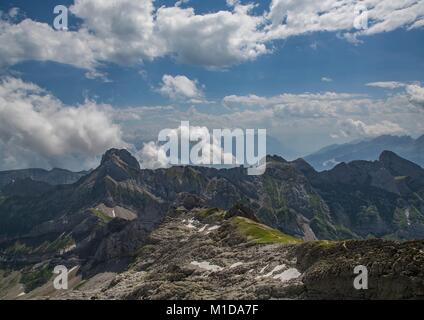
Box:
[0,0,266,71]
[365,81,424,110]
[0,77,125,170]
[0,18,100,71]
[137,141,170,170]
[406,84,424,109]
[338,119,406,137]
[265,0,424,42]
[154,4,267,68]
[158,75,204,103]
[0,0,423,72]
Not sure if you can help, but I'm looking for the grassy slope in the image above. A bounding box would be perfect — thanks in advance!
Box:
[230,216,302,244]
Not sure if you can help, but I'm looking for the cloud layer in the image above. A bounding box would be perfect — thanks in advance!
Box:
[0,0,423,72]
[1,76,423,169]
[0,77,125,170]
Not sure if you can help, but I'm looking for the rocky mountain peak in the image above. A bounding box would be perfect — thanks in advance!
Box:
[379,150,401,163]
[415,134,424,145]
[266,154,287,163]
[290,158,317,177]
[101,149,140,171]
[379,150,424,181]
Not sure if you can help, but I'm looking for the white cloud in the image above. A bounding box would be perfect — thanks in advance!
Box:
[223,92,371,118]
[338,119,406,137]
[365,81,424,110]
[360,0,424,35]
[154,4,267,68]
[366,81,406,89]
[0,77,125,170]
[158,75,204,102]
[0,0,422,72]
[8,8,20,19]
[0,0,267,71]
[216,89,423,156]
[265,0,424,42]
[0,18,100,71]
[137,141,170,170]
[406,84,424,108]
[110,86,424,160]
[321,77,333,82]
[175,0,191,7]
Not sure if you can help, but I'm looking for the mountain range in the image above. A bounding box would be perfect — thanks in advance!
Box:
[0,168,89,189]
[305,135,424,171]
[0,148,423,299]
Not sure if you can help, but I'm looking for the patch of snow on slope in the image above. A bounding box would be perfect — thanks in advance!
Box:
[405,208,411,226]
[229,262,243,269]
[190,261,223,272]
[259,264,269,274]
[198,225,208,232]
[186,218,197,229]
[273,268,301,282]
[256,265,286,279]
[207,225,220,231]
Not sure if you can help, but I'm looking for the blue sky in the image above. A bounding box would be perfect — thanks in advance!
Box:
[0,0,424,170]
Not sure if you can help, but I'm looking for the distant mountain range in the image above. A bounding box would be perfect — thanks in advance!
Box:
[1,148,424,299]
[305,135,424,171]
[0,168,89,189]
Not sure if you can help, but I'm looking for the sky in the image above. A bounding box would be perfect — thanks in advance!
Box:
[0,0,423,171]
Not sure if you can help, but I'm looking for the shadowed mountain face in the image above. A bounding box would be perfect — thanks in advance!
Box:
[0,149,424,299]
[294,151,424,239]
[305,135,424,171]
[1,148,424,242]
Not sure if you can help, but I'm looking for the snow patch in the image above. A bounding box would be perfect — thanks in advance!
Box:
[198,224,208,232]
[185,218,197,229]
[229,262,243,269]
[259,264,269,274]
[273,268,301,282]
[323,158,340,168]
[405,209,411,226]
[207,225,220,231]
[190,261,223,272]
[256,264,286,279]
[60,244,76,254]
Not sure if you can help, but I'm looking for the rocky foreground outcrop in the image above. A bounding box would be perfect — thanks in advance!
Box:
[2,208,421,300]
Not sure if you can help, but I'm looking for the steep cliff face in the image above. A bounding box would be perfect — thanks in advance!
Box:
[295,239,424,299]
[295,151,424,240]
